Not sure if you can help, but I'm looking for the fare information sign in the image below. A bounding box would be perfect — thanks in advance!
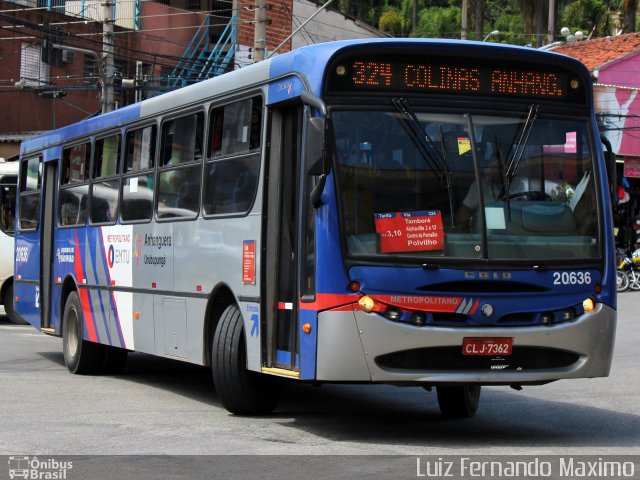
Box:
[374,211,444,253]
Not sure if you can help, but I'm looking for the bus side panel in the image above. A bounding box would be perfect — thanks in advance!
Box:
[51,228,81,334]
[14,232,41,328]
[171,212,263,369]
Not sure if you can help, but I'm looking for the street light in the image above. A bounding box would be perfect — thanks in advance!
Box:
[561,27,584,43]
[483,30,500,42]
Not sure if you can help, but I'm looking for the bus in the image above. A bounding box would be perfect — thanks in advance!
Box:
[0,159,19,323]
[14,39,617,418]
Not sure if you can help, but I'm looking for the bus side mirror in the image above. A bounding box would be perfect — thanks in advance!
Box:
[306,117,329,176]
[601,135,616,204]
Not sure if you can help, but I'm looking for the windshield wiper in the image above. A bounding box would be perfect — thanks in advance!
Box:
[505,104,539,184]
[392,98,446,180]
[392,97,456,228]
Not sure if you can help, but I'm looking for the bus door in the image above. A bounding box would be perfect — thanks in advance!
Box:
[40,161,57,329]
[264,106,303,373]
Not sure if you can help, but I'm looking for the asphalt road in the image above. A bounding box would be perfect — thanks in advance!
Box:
[0,293,638,460]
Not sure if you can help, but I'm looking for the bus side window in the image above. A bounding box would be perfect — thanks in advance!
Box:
[122,126,156,223]
[204,96,262,216]
[59,188,88,227]
[204,156,259,215]
[91,134,120,225]
[157,112,204,220]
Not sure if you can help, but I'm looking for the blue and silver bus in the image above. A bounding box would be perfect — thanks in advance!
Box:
[14,39,617,417]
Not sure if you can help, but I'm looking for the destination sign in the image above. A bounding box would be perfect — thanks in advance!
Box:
[327,55,584,102]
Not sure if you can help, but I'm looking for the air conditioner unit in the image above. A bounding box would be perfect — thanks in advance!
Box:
[62,49,75,64]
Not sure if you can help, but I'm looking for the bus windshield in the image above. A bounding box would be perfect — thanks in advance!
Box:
[333,108,599,262]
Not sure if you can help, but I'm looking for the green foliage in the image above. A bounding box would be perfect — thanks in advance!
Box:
[332,0,637,39]
[412,6,461,38]
[559,0,611,36]
[379,7,406,34]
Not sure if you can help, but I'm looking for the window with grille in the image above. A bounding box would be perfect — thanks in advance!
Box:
[20,43,49,87]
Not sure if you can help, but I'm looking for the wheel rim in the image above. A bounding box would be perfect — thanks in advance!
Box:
[617,271,629,291]
[66,308,79,358]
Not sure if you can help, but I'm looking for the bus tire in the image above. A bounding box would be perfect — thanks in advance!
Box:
[3,283,27,325]
[102,346,128,374]
[436,385,481,418]
[212,304,282,415]
[62,291,105,375]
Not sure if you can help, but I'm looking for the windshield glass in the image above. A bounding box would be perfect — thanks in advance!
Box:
[333,109,599,262]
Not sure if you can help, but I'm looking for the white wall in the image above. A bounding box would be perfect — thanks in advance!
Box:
[291,0,387,50]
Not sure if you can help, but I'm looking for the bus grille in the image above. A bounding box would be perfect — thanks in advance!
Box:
[375,346,580,371]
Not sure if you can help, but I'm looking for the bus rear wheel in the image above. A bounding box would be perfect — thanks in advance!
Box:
[436,385,481,418]
[62,291,105,374]
[211,304,282,415]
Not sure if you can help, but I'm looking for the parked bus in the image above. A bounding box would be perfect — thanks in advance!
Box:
[0,159,19,323]
[14,39,617,418]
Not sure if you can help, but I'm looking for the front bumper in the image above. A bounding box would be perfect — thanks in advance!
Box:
[316,303,616,383]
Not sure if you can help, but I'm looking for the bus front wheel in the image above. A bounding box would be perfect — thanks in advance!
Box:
[436,385,481,418]
[62,291,105,374]
[211,304,282,415]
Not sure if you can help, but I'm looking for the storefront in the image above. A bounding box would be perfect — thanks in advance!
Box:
[553,33,640,254]
[594,84,640,252]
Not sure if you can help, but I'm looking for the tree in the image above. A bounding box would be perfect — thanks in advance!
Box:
[475,0,485,40]
[621,0,638,32]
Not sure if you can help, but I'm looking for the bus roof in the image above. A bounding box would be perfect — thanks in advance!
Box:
[20,39,590,157]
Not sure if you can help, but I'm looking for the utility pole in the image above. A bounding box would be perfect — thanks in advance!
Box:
[547,0,556,44]
[461,0,468,40]
[253,0,267,62]
[102,0,115,113]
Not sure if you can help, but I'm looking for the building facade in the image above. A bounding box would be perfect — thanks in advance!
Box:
[0,0,383,156]
[554,33,640,249]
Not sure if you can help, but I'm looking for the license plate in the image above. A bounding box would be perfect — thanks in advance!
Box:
[462,337,513,356]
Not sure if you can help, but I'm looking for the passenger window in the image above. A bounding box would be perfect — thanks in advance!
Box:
[94,135,120,178]
[122,175,154,222]
[58,185,89,227]
[125,126,156,173]
[157,165,201,219]
[122,126,156,223]
[20,157,41,191]
[204,96,262,216]
[90,180,118,224]
[18,157,41,230]
[208,97,262,157]
[203,155,260,215]
[160,113,204,167]
[156,112,204,220]
[62,142,91,184]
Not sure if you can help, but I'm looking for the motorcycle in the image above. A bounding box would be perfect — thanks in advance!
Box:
[616,249,640,292]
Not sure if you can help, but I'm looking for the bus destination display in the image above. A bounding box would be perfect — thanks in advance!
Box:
[331,59,571,100]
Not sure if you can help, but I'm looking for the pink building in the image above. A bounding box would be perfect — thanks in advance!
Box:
[554,33,640,246]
